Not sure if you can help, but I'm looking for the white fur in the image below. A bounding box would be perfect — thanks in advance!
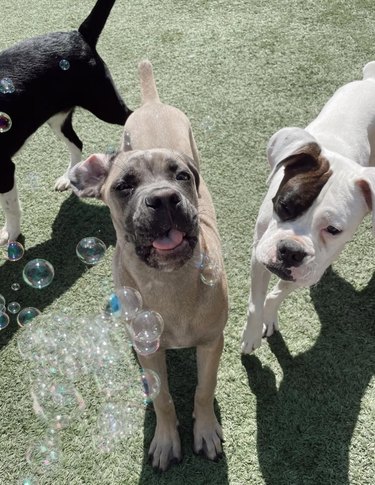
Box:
[241,61,375,353]
[0,183,21,245]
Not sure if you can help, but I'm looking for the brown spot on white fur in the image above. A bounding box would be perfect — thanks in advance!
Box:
[272,143,332,221]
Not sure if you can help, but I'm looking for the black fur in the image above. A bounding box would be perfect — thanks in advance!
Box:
[0,0,131,194]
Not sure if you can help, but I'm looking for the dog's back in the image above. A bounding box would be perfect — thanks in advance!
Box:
[122,60,200,167]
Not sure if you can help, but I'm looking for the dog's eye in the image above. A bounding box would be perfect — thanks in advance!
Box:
[113,181,134,192]
[325,225,342,235]
[176,171,190,181]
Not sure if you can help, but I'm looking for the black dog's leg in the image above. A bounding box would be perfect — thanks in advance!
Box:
[0,159,21,244]
[48,109,83,191]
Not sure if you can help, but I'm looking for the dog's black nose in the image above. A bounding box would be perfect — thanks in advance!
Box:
[276,239,306,267]
[145,189,181,210]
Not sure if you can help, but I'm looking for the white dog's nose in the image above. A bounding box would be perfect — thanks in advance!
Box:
[276,239,306,267]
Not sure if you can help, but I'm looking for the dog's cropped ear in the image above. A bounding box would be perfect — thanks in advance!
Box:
[69,153,110,199]
[356,168,375,236]
[266,127,322,183]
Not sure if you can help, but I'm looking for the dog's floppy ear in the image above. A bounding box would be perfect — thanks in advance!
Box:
[266,127,322,183]
[356,168,375,236]
[69,153,110,199]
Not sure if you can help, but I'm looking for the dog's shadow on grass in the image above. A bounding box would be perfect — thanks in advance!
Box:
[138,348,229,485]
[0,193,115,348]
[242,267,375,485]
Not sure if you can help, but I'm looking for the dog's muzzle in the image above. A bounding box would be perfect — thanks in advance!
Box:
[133,187,198,270]
[266,239,307,281]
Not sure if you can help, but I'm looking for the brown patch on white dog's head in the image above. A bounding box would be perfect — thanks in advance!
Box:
[356,170,375,236]
[272,146,332,221]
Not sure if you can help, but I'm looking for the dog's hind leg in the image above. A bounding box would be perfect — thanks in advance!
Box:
[0,160,21,244]
[48,110,83,191]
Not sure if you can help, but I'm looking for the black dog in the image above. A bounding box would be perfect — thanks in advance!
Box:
[0,0,132,244]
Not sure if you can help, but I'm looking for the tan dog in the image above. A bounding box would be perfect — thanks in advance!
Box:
[69,61,228,471]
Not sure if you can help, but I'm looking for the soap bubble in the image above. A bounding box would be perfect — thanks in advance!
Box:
[103,293,122,318]
[201,115,215,132]
[123,131,132,150]
[0,294,5,312]
[199,253,221,286]
[0,77,15,94]
[140,368,161,403]
[31,378,85,430]
[0,112,12,133]
[18,477,38,485]
[7,301,20,314]
[0,312,10,330]
[7,240,24,261]
[26,429,60,473]
[76,237,106,265]
[11,282,21,291]
[129,310,164,356]
[111,286,142,321]
[94,401,143,453]
[23,259,54,289]
[17,307,41,327]
[59,59,70,71]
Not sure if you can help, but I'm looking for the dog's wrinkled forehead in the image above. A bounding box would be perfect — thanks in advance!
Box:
[272,147,333,222]
[107,148,200,191]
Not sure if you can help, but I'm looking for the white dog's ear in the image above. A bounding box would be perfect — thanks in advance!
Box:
[356,168,375,236]
[69,153,110,199]
[266,127,322,183]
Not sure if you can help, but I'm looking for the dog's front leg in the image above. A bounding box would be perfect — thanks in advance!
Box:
[193,334,224,461]
[263,279,299,337]
[137,350,181,472]
[0,181,21,245]
[241,253,271,353]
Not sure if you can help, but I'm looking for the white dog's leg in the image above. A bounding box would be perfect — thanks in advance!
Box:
[0,182,21,245]
[263,280,299,337]
[241,253,271,354]
[48,111,82,191]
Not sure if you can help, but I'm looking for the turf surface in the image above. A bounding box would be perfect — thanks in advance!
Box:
[0,0,374,483]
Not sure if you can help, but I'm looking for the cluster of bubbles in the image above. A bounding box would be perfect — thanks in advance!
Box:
[17,285,163,478]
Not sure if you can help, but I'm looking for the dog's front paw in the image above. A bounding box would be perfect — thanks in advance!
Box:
[240,317,263,354]
[148,422,181,472]
[262,299,280,338]
[193,413,223,461]
[54,174,71,191]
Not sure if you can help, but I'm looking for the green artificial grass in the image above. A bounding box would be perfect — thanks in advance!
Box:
[1,0,375,483]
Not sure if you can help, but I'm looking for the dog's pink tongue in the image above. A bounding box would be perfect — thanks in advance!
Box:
[152,229,184,250]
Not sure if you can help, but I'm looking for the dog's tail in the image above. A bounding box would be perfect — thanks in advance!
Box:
[78,0,116,48]
[363,61,375,80]
[138,60,161,104]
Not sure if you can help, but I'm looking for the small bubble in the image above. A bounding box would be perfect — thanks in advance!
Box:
[7,241,24,261]
[23,259,54,289]
[0,77,15,94]
[130,310,164,356]
[140,368,161,403]
[76,237,106,265]
[17,307,41,327]
[201,115,215,133]
[0,294,5,312]
[59,59,70,71]
[7,301,20,314]
[0,112,12,133]
[0,312,10,330]
[199,253,220,286]
[11,282,21,291]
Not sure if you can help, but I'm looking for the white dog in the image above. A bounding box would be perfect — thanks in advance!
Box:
[241,61,375,354]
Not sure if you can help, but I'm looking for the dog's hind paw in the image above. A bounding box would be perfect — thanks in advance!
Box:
[54,174,71,191]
